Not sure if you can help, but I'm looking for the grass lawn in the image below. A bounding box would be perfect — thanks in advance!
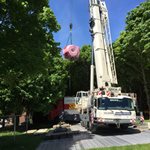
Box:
[90,144,150,150]
[0,131,43,150]
[145,120,150,122]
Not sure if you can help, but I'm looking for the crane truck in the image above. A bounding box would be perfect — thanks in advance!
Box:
[75,0,137,132]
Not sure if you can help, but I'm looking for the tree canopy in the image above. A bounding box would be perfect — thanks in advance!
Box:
[113,1,150,117]
[65,45,91,96]
[0,0,68,116]
[0,0,60,82]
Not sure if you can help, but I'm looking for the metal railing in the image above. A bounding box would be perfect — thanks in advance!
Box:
[0,114,31,142]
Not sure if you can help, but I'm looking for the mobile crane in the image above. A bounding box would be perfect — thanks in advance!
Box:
[76,0,137,132]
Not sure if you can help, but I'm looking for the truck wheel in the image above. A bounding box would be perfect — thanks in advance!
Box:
[81,121,84,127]
[120,125,128,130]
[86,122,89,129]
[89,123,97,133]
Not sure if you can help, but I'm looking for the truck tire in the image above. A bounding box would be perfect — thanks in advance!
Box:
[120,125,128,130]
[89,122,97,133]
[81,120,85,127]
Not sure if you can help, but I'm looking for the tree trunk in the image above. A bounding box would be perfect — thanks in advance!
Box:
[2,117,5,128]
[137,86,142,112]
[16,116,19,127]
[141,65,150,119]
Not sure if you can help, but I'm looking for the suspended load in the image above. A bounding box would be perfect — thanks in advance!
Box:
[63,45,80,60]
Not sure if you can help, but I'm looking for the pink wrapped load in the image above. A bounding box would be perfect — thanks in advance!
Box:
[63,45,80,60]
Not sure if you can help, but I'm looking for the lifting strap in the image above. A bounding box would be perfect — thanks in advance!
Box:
[66,23,73,45]
[63,0,80,60]
[66,0,73,45]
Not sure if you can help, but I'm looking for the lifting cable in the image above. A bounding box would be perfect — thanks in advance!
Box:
[63,0,80,60]
[66,0,73,46]
[66,23,73,45]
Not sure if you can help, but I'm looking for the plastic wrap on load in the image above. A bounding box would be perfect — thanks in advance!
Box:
[63,45,80,60]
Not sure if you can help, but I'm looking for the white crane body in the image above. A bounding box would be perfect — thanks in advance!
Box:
[75,0,137,131]
[90,0,111,88]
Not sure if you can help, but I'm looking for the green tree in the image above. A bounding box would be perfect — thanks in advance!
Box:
[113,1,150,117]
[0,55,68,117]
[66,45,91,95]
[0,0,60,83]
[0,0,69,119]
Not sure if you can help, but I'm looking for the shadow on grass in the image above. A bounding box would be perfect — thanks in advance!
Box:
[0,132,44,150]
[0,121,58,150]
[0,122,53,132]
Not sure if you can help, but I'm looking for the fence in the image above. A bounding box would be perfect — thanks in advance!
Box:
[0,114,31,142]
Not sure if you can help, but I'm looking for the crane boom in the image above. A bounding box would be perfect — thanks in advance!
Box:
[73,0,137,132]
[89,0,117,89]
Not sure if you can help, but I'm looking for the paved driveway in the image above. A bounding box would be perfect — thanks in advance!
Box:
[36,125,150,150]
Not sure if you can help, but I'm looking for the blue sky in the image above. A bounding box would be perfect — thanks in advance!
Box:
[50,0,146,49]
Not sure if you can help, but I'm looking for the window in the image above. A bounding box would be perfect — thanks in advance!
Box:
[97,97,134,110]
